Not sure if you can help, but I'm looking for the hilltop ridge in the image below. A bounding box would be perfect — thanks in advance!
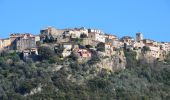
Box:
[0,27,170,99]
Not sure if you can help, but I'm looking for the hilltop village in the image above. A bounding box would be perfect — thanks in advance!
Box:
[1,27,170,99]
[0,27,170,62]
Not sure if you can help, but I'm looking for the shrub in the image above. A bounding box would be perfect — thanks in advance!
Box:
[38,46,54,60]
[85,45,93,49]
[80,34,88,38]
[69,52,78,61]
[96,42,105,52]
[142,46,150,53]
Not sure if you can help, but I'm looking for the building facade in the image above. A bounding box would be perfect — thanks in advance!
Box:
[88,32,105,43]
[0,38,11,50]
[16,37,36,51]
[136,33,143,42]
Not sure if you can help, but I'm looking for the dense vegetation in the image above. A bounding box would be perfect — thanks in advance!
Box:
[0,48,170,100]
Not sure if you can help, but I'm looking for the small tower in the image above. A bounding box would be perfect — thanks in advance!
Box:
[136,33,143,42]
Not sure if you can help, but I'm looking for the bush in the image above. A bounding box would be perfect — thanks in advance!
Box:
[16,81,35,94]
[69,52,78,61]
[142,46,150,53]
[38,46,54,60]
[96,42,105,52]
[124,50,137,68]
[43,35,55,43]
[80,34,88,38]
[85,45,93,49]
[88,52,100,65]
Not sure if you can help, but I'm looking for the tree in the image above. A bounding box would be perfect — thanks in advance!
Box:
[85,45,93,49]
[16,81,35,95]
[124,43,127,50]
[54,45,64,57]
[88,50,100,65]
[80,33,88,38]
[69,52,78,61]
[124,50,137,68]
[96,42,105,52]
[38,46,54,60]
[142,46,150,53]
[43,35,55,43]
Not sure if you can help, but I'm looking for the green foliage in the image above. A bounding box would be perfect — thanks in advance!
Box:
[142,46,151,53]
[36,41,41,47]
[96,42,105,52]
[0,49,170,100]
[87,50,100,65]
[85,45,93,49]
[68,52,78,61]
[38,46,54,60]
[88,77,110,90]
[80,33,88,38]
[43,35,55,43]
[124,50,137,68]
[164,52,170,64]
[71,38,83,44]
[54,45,64,57]
[16,81,35,94]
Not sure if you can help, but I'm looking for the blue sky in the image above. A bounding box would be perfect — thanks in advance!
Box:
[0,0,170,42]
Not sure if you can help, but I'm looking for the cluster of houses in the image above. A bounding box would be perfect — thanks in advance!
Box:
[0,26,170,61]
[40,27,170,59]
[0,33,40,60]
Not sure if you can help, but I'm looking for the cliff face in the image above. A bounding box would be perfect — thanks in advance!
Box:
[135,50,168,63]
[64,50,127,84]
[91,50,127,72]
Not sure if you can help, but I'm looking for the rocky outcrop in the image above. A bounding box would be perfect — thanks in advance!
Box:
[92,50,126,72]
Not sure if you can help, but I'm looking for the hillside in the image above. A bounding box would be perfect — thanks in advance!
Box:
[0,27,170,100]
[0,48,170,100]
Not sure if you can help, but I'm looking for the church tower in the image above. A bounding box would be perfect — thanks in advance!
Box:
[136,33,143,42]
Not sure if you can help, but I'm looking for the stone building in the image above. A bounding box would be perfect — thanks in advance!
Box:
[0,38,11,50]
[105,34,119,47]
[121,36,134,43]
[10,33,39,50]
[23,48,38,61]
[9,33,38,51]
[160,42,170,52]
[136,33,143,42]
[88,32,105,43]
[16,36,36,51]
[40,26,65,42]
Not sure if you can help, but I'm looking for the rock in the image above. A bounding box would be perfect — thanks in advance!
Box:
[91,50,126,72]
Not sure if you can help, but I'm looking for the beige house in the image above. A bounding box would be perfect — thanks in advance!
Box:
[35,35,40,43]
[67,30,81,38]
[133,41,145,49]
[143,39,158,47]
[59,43,79,57]
[112,40,122,49]
[105,34,120,49]
[0,38,11,50]
[64,27,88,39]
[88,32,105,43]
[74,27,88,36]
[120,36,134,45]
[148,46,160,58]
[160,42,170,52]
[105,34,118,40]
